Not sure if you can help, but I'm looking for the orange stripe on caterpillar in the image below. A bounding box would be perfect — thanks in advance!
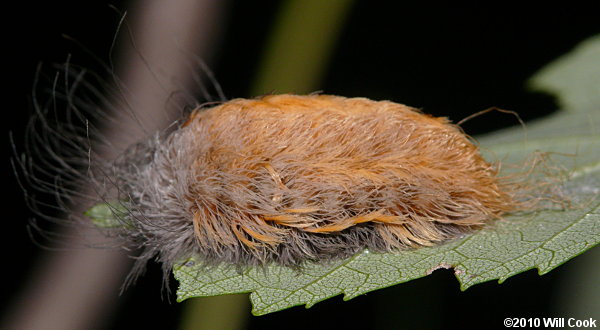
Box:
[305,209,408,233]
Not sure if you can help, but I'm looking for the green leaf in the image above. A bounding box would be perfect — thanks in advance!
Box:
[85,201,128,228]
[528,35,600,113]
[174,36,600,315]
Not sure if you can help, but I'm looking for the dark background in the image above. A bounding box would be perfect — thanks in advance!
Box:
[4,1,600,329]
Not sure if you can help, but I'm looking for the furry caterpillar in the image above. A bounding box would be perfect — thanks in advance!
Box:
[97,94,524,274]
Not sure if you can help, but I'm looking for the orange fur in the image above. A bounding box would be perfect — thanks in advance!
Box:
[184,94,516,253]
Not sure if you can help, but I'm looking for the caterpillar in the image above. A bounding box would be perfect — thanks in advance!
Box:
[98,94,525,273]
[18,78,546,281]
